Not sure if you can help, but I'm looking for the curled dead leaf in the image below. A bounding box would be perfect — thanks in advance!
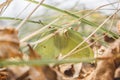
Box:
[28,44,41,59]
[0,27,22,59]
[83,39,120,80]
[0,68,8,80]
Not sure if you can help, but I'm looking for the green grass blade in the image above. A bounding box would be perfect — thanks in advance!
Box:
[0,58,95,66]
[0,17,41,24]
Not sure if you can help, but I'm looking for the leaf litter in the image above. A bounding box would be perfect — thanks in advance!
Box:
[0,26,120,80]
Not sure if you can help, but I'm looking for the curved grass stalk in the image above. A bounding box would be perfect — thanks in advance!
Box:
[26,0,119,38]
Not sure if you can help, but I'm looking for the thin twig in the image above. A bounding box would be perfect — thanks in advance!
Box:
[16,0,45,30]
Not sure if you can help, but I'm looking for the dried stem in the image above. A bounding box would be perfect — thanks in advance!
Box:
[0,0,12,15]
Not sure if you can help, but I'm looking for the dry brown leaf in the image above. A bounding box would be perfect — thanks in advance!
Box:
[28,44,41,59]
[115,67,120,79]
[78,63,95,80]
[83,39,120,80]
[0,27,22,59]
[16,70,29,80]
[0,68,8,80]
[8,66,29,79]
[41,66,57,80]
[24,67,45,80]
[54,63,82,80]
[104,34,115,43]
